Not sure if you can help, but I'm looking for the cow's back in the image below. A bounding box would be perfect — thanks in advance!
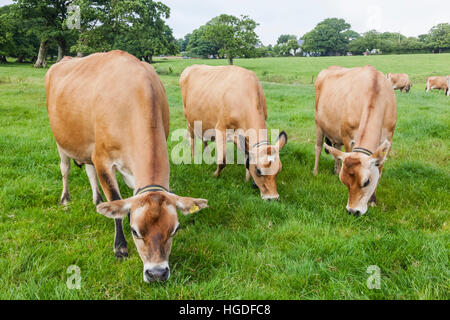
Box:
[315,65,396,145]
[45,50,169,160]
[388,73,410,89]
[180,65,267,131]
[427,76,448,89]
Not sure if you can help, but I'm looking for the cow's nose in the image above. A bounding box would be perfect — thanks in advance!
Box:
[262,194,279,201]
[144,267,170,282]
[347,208,361,216]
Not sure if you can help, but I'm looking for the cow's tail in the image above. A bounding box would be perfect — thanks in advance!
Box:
[73,159,83,169]
[324,137,331,154]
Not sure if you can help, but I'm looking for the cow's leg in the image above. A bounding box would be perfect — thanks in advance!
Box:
[313,127,324,176]
[85,164,103,205]
[213,129,226,177]
[187,126,195,158]
[57,147,71,205]
[94,161,128,259]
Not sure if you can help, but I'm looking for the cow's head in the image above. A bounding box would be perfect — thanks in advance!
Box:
[246,131,287,200]
[324,140,390,216]
[97,192,207,283]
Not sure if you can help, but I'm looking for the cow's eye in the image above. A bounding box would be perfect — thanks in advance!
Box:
[256,168,262,177]
[362,179,370,188]
[131,228,142,239]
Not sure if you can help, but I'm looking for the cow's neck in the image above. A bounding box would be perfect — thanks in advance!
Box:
[246,115,268,146]
[354,104,384,153]
[130,117,170,191]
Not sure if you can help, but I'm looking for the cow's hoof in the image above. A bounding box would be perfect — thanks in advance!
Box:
[60,194,70,205]
[115,247,129,260]
[213,171,220,177]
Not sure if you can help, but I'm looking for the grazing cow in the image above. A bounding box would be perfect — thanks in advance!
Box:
[45,50,208,283]
[386,73,411,92]
[426,76,448,94]
[180,65,287,200]
[313,65,397,216]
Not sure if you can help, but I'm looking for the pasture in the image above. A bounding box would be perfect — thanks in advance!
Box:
[0,54,449,299]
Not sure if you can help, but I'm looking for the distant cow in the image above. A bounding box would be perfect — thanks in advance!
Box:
[45,50,208,283]
[180,65,287,200]
[314,65,397,216]
[386,73,411,92]
[426,76,448,94]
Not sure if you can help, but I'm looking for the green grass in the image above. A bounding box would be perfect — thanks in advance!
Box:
[0,54,449,300]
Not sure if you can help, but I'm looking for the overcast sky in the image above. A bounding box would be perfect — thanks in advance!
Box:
[1,0,449,45]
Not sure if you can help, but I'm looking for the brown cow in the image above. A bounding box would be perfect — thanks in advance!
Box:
[45,50,208,282]
[426,76,449,94]
[180,65,287,200]
[313,65,397,216]
[386,73,411,92]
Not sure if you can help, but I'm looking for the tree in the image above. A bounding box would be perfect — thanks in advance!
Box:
[302,18,351,56]
[71,0,177,62]
[201,14,259,65]
[0,4,40,63]
[277,34,297,45]
[113,0,178,63]
[15,0,75,67]
[426,23,450,53]
[177,33,191,53]
[186,25,219,58]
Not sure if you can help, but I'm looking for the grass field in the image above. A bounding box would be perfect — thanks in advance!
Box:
[0,54,449,299]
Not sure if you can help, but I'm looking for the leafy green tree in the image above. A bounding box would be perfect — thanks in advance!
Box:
[0,4,41,63]
[72,0,177,62]
[201,14,259,65]
[177,33,191,53]
[15,0,76,67]
[277,34,297,45]
[426,23,450,53]
[0,5,14,63]
[114,0,177,62]
[302,18,351,56]
[186,25,219,58]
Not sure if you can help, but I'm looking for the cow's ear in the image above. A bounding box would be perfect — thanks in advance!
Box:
[324,143,346,161]
[175,196,208,215]
[275,131,287,151]
[97,199,131,219]
[165,193,208,215]
[370,140,390,167]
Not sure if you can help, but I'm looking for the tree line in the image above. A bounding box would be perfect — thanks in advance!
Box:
[179,17,450,60]
[1,1,449,67]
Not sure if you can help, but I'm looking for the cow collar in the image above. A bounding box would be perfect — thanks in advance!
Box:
[135,184,168,196]
[252,140,270,150]
[352,147,373,157]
